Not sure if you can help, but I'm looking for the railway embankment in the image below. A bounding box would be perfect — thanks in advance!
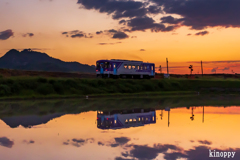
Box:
[0,77,240,100]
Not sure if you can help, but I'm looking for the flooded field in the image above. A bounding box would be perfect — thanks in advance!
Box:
[0,96,239,160]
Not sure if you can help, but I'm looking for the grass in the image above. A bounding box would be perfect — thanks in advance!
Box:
[0,95,240,118]
[0,76,240,99]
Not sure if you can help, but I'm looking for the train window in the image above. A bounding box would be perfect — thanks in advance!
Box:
[132,65,135,69]
[105,62,108,68]
[147,66,149,70]
[129,119,132,123]
[124,64,127,69]
[140,66,143,70]
[113,64,116,68]
[138,118,141,122]
[109,64,112,68]
[137,65,140,70]
[133,118,137,123]
[128,65,131,69]
[144,66,147,70]
[151,66,153,70]
[152,116,154,121]
[100,63,104,68]
[115,120,117,124]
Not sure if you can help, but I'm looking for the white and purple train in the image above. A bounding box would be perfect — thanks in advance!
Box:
[96,59,155,79]
[97,108,156,130]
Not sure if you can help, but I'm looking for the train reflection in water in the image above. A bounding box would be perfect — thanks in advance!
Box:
[97,108,156,129]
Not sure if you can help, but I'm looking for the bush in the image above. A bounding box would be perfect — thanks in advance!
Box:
[53,82,64,94]
[37,84,55,95]
[0,84,11,96]
[37,77,48,83]
[11,82,22,94]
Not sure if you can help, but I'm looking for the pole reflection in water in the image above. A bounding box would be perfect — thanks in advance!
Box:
[190,107,195,121]
[203,106,204,123]
[164,107,170,127]
[160,109,163,120]
[96,108,156,129]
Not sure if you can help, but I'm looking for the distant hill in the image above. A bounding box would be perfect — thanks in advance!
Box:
[1,113,65,128]
[0,49,95,73]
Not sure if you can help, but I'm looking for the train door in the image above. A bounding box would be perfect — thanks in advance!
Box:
[100,63,104,74]
[113,63,117,75]
[151,65,154,76]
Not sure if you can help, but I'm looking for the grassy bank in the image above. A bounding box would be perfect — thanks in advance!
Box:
[0,76,240,99]
[0,95,240,118]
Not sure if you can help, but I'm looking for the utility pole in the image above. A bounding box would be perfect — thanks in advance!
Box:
[166,58,169,75]
[201,60,203,77]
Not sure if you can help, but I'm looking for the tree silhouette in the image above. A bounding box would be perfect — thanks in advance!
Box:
[159,65,162,73]
[189,65,193,75]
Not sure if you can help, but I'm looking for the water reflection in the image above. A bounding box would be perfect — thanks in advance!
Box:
[0,99,240,160]
[1,113,65,128]
[97,108,156,129]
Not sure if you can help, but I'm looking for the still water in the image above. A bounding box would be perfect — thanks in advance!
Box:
[0,98,240,160]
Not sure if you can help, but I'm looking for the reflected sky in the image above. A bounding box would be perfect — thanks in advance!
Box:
[0,106,240,160]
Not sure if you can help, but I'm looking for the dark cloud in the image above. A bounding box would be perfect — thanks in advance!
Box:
[147,5,162,14]
[0,29,14,40]
[98,42,121,45]
[120,142,240,160]
[71,33,85,38]
[111,143,120,147]
[112,32,129,39]
[113,8,148,19]
[140,49,145,51]
[23,140,35,144]
[198,140,212,145]
[63,142,69,145]
[98,141,104,146]
[72,138,86,147]
[77,0,147,20]
[131,36,137,38]
[195,31,209,36]
[0,137,14,148]
[76,0,240,34]
[187,33,192,36]
[22,33,34,37]
[119,20,126,25]
[126,16,177,32]
[164,146,240,160]
[121,152,129,157]
[222,67,230,71]
[151,0,240,30]
[96,31,103,34]
[127,144,182,160]
[115,157,134,160]
[115,137,131,145]
[108,29,118,33]
[161,16,184,24]
[211,67,218,73]
[62,30,93,38]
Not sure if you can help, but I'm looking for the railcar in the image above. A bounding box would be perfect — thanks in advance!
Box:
[97,108,156,130]
[96,59,155,79]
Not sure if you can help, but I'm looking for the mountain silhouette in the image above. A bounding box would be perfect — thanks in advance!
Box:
[0,49,95,73]
[1,113,65,128]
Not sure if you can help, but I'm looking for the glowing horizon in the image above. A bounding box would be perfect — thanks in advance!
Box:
[1,0,240,74]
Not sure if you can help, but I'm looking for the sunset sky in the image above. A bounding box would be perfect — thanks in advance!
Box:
[1,0,240,74]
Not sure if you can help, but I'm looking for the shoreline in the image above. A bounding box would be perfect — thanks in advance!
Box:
[0,91,239,101]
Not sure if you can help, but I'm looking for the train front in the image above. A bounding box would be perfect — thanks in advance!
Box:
[96,60,112,78]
